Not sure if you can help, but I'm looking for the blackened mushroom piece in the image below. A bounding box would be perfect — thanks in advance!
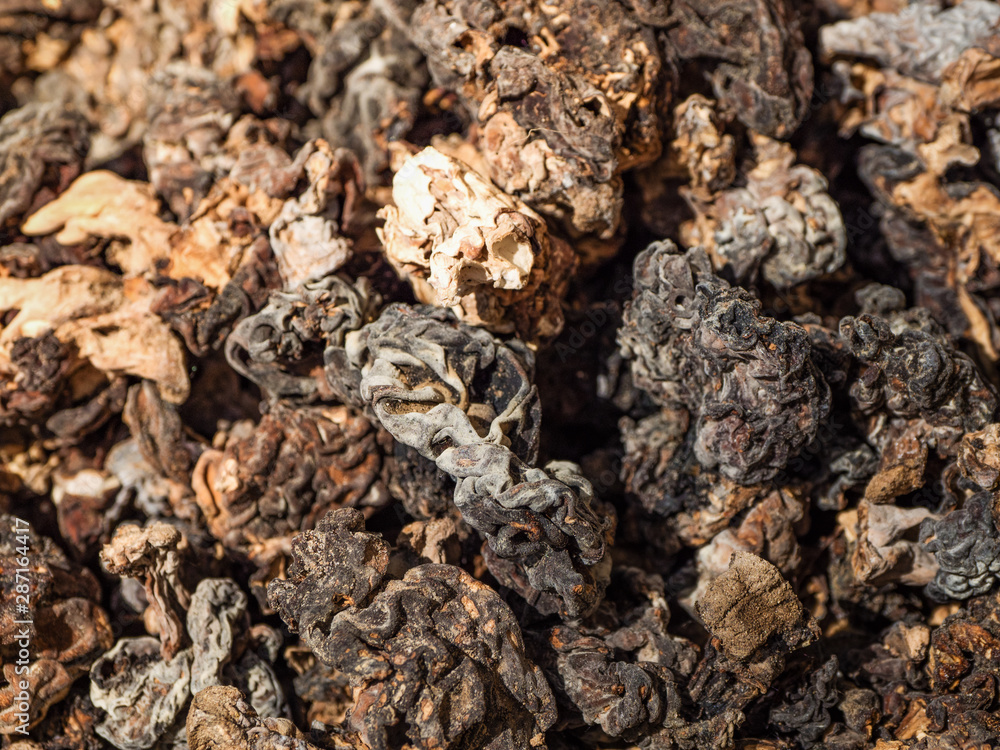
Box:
[696,552,818,689]
[344,304,613,617]
[839,310,998,439]
[190,403,391,610]
[546,628,680,739]
[0,99,91,239]
[100,522,191,659]
[379,146,576,341]
[618,409,692,517]
[766,655,840,746]
[619,241,831,484]
[187,686,346,750]
[380,0,668,239]
[123,380,200,489]
[267,508,557,750]
[0,331,74,429]
[528,568,697,741]
[920,492,1000,601]
[927,592,1000,691]
[664,0,814,138]
[267,509,391,638]
[226,274,379,402]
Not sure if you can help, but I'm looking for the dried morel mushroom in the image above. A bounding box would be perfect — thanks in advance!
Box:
[226,274,379,402]
[0,100,90,240]
[90,577,285,750]
[268,508,557,750]
[676,114,847,287]
[619,241,831,485]
[379,146,575,341]
[660,0,814,139]
[340,303,615,617]
[187,685,337,750]
[380,0,668,240]
[192,402,389,549]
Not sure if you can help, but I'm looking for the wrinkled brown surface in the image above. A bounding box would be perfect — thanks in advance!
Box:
[268,508,557,750]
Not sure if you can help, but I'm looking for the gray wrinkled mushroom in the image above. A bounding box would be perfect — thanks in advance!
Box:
[679,126,847,287]
[921,492,1000,601]
[90,577,286,749]
[90,636,193,750]
[225,274,378,402]
[342,304,613,617]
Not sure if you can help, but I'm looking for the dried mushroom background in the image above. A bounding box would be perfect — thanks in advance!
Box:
[5,1,1000,749]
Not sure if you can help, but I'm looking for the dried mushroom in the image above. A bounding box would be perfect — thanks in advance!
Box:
[675,104,847,287]
[90,577,285,750]
[696,552,818,688]
[379,146,575,341]
[268,508,557,750]
[342,303,614,617]
[662,0,814,139]
[0,266,190,405]
[187,686,335,750]
[0,100,90,240]
[619,241,831,485]
[380,0,668,240]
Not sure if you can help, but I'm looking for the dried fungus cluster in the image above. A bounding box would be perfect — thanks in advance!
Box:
[3,1,1000,750]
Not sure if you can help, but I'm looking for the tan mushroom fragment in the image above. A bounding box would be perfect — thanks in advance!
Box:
[187,686,343,750]
[0,266,190,404]
[378,146,575,341]
[100,522,191,659]
[696,552,819,689]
